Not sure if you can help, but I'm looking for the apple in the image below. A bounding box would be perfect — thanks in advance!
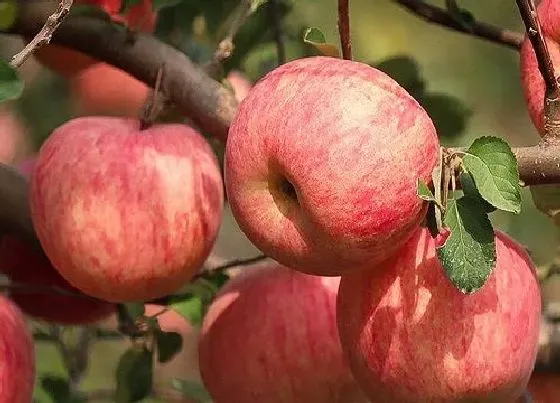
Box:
[69,63,150,117]
[337,228,542,402]
[224,56,439,276]
[0,294,35,403]
[0,158,115,325]
[520,0,560,135]
[33,0,157,77]
[0,106,31,164]
[226,70,253,103]
[198,261,369,403]
[30,116,224,302]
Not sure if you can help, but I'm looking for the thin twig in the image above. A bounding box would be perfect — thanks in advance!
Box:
[10,0,73,67]
[193,254,269,280]
[269,0,286,64]
[338,0,352,60]
[393,0,523,50]
[516,0,560,139]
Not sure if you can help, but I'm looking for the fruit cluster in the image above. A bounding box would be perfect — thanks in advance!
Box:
[0,0,550,401]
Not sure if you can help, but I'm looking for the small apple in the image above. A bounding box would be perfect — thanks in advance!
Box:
[520,0,560,135]
[69,63,150,117]
[0,106,31,164]
[198,262,369,403]
[0,294,35,403]
[30,117,224,302]
[0,157,115,325]
[224,56,439,276]
[337,228,542,402]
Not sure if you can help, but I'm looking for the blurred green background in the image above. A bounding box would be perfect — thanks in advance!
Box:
[1,0,557,402]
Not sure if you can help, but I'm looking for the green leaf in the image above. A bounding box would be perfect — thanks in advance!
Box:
[0,58,23,103]
[303,27,341,58]
[422,93,472,139]
[172,378,212,402]
[530,185,560,226]
[155,330,183,363]
[123,302,145,320]
[417,179,436,203]
[437,197,496,293]
[462,136,521,214]
[460,172,496,213]
[0,0,18,30]
[115,346,153,403]
[40,375,70,403]
[119,0,142,14]
[168,294,204,326]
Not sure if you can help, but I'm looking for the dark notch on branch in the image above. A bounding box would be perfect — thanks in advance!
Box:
[338,0,352,60]
[393,0,524,50]
[516,0,560,139]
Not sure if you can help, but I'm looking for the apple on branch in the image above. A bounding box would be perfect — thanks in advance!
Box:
[337,228,542,403]
[30,116,224,303]
[225,56,440,276]
[198,261,369,403]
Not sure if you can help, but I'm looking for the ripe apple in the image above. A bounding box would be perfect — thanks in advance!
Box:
[224,56,439,276]
[33,0,157,77]
[226,70,253,103]
[69,63,150,117]
[337,228,542,403]
[0,158,115,325]
[520,0,560,135]
[198,262,369,403]
[30,117,224,302]
[0,294,35,403]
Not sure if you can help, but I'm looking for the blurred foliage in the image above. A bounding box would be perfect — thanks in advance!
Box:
[1,0,560,401]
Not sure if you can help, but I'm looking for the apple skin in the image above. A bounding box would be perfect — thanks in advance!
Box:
[70,63,149,117]
[519,0,560,135]
[224,56,439,276]
[30,117,224,302]
[33,0,156,77]
[198,262,369,403]
[226,70,253,103]
[337,228,542,403]
[0,294,36,403]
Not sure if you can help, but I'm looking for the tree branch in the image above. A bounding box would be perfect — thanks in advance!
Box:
[10,0,73,68]
[9,0,238,141]
[338,0,352,60]
[392,0,524,50]
[269,0,286,64]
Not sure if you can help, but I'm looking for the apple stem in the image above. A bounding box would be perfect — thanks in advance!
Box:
[139,64,166,131]
[338,0,352,60]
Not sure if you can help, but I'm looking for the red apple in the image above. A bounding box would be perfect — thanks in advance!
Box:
[33,0,157,77]
[520,0,560,135]
[69,63,150,117]
[0,294,35,403]
[30,117,224,302]
[224,56,439,276]
[226,70,253,103]
[0,158,115,325]
[198,262,368,403]
[524,371,560,403]
[337,228,542,402]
